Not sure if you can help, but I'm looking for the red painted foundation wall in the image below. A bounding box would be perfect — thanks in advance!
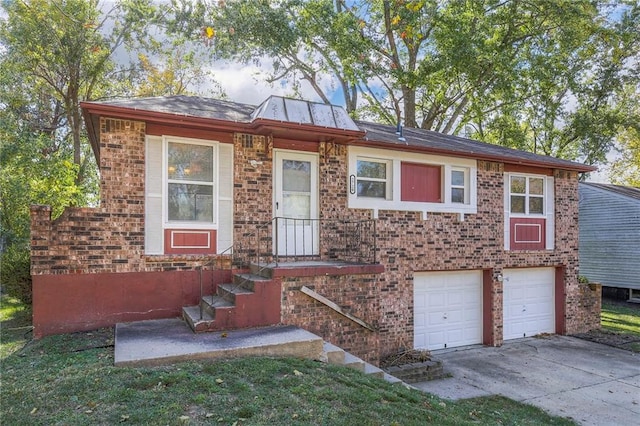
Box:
[32,270,231,338]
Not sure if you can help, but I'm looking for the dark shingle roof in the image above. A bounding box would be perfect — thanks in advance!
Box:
[96,95,256,122]
[84,95,595,172]
[580,182,640,201]
[356,121,592,171]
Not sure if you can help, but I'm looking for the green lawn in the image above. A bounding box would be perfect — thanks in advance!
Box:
[601,300,640,351]
[1,295,575,425]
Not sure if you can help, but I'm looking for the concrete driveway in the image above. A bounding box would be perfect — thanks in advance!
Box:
[414,336,639,426]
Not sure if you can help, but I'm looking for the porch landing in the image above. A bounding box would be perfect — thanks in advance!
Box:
[114,319,323,367]
[252,260,384,277]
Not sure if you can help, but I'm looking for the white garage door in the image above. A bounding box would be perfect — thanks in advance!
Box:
[414,270,483,350]
[503,267,555,340]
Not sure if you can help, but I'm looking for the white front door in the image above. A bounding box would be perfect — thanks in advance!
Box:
[414,270,483,350]
[503,267,555,340]
[273,150,319,257]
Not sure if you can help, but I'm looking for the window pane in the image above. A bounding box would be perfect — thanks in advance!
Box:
[452,187,465,203]
[529,196,543,214]
[283,160,311,192]
[452,170,465,186]
[511,195,525,213]
[168,183,213,221]
[510,176,526,194]
[168,143,213,182]
[357,180,386,198]
[357,160,386,179]
[529,178,544,195]
[283,194,310,219]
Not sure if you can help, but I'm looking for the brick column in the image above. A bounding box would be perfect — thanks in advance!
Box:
[30,204,52,275]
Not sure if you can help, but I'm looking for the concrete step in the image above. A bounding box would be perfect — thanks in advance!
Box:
[249,262,274,279]
[217,283,253,303]
[182,305,216,333]
[322,341,346,365]
[383,372,403,384]
[320,340,406,385]
[200,295,234,317]
[364,362,385,379]
[233,273,272,291]
[343,352,365,373]
[115,320,324,367]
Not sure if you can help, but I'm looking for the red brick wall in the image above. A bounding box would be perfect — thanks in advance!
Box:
[31,119,600,353]
[232,133,273,262]
[30,118,228,336]
[281,275,381,364]
[30,118,215,275]
[236,144,600,359]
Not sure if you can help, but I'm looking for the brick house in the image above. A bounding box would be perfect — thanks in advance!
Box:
[30,95,601,364]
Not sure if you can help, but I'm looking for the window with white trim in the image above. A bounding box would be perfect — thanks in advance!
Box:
[167,141,215,222]
[356,158,391,199]
[509,175,544,215]
[348,146,477,215]
[451,168,469,204]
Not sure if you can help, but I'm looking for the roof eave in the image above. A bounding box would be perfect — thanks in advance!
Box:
[351,139,597,173]
[250,118,366,143]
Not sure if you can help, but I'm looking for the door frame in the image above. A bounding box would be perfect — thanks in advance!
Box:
[273,149,319,257]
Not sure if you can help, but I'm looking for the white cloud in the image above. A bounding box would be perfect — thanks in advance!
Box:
[207,58,338,106]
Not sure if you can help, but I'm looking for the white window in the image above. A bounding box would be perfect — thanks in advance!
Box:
[348,146,477,216]
[167,141,215,223]
[451,168,469,204]
[356,158,391,199]
[509,175,544,216]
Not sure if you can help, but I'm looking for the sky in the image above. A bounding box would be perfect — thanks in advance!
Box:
[0,1,617,183]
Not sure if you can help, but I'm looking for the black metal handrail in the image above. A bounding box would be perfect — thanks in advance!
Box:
[255,217,377,266]
[197,217,378,319]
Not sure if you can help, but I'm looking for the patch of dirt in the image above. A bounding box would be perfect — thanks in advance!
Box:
[572,298,640,353]
[380,349,431,368]
[572,329,640,352]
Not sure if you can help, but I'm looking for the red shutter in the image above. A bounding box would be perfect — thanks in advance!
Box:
[401,162,441,202]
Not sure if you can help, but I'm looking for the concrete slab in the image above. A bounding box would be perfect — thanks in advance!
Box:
[413,336,640,426]
[114,318,323,367]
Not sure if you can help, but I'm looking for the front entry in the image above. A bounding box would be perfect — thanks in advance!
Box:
[273,150,319,257]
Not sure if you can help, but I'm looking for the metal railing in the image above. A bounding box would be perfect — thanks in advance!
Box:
[256,217,377,266]
[196,217,377,320]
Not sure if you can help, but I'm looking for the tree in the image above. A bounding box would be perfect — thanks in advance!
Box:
[0,0,222,302]
[178,0,639,170]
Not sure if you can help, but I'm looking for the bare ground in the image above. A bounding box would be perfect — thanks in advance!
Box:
[572,298,640,352]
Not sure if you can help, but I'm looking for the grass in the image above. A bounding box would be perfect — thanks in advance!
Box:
[601,300,640,351]
[1,295,576,425]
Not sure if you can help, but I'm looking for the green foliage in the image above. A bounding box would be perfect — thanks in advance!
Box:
[0,245,32,304]
[0,0,221,282]
[173,0,640,173]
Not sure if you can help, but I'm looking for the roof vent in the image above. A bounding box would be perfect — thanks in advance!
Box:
[398,124,406,142]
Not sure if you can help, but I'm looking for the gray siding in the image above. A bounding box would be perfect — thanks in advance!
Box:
[579,184,640,289]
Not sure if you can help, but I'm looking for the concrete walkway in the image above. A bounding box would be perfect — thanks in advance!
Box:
[413,336,640,426]
[114,319,323,367]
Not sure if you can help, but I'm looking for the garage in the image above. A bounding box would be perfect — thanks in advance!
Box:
[414,270,483,350]
[503,267,555,340]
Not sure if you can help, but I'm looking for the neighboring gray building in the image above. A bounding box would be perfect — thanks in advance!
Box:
[579,182,640,301]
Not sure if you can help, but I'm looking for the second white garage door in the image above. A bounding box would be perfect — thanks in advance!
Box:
[414,270,483,351]
[503,267,555,340]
